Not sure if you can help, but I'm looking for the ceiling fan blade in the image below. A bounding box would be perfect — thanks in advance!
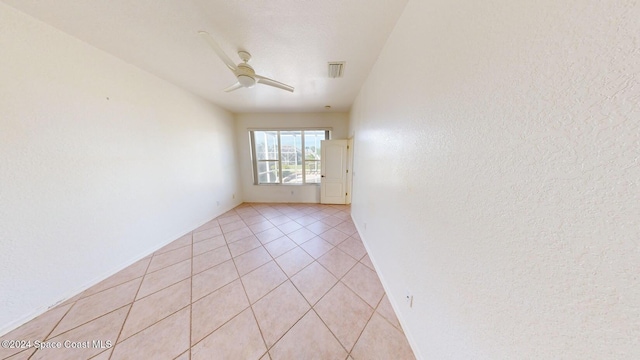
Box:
[255,75,294,93]
[198,31,237,72]
[224,82,243,92]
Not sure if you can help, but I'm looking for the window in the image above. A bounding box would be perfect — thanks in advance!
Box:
[250,129,329,185]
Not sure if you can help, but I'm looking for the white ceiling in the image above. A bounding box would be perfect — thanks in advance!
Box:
[3,0,408,113]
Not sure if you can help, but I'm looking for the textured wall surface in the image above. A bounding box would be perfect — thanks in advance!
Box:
[349,0,639,358]
[0,4,241,334]
[236,112,348,203]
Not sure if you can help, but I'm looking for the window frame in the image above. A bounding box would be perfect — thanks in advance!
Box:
[249,128,331,185]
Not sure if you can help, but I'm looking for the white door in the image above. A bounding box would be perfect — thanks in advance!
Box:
[321,140,348,204]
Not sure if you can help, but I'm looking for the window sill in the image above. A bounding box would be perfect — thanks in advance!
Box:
[254,183,320,186]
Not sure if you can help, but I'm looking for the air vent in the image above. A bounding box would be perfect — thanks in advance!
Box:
[328,62,345,78]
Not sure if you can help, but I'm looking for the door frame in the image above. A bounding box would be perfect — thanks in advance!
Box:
[346,137,354,204]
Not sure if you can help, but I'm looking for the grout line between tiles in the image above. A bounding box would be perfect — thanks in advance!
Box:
[41,297,78,341]
[133,260,192,301]
[347,287,387,358]
[275,221,364,355]
[241,214,314,354]
[339,278,381,314]
[189,284,247,346]
[109,244,159,358]
[44,304,133,345]
[171,350,189,360]
[316,248,359,280]
[310,307,351,355]
[263,307,315,354]
[312,260,369,353]
[25,299,76,360]
[192,230,223,244]
[145,250,192,276]
[191,248,230,276]
[375,305,406,335]
[220,240,269,356]
[77,271,146,302]
[8,347,32,360]
[87,348,111,359]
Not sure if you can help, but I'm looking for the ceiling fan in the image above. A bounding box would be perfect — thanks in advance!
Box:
[198,31,294,93]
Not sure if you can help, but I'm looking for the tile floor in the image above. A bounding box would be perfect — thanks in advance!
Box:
[1,203,415,360]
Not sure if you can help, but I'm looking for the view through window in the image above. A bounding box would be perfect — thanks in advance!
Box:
[250,130,329,184]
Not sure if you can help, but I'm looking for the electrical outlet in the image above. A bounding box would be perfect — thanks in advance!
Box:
[364,222,367,231]
[405,289,414,308]
[290,190,294,196]
[232,193,235,199]
[216,201,220,207]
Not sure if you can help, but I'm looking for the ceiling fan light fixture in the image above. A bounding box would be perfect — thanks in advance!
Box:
[238,74,255,88]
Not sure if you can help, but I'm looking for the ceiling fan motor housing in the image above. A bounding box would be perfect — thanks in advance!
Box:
[236,63,256,87]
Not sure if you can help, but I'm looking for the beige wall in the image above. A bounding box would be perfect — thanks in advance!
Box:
[349,0,640,358]
[0,4,242,335]
[236,112,348,203]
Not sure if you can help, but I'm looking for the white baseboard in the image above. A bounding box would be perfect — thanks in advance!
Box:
[351,215,423,360]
